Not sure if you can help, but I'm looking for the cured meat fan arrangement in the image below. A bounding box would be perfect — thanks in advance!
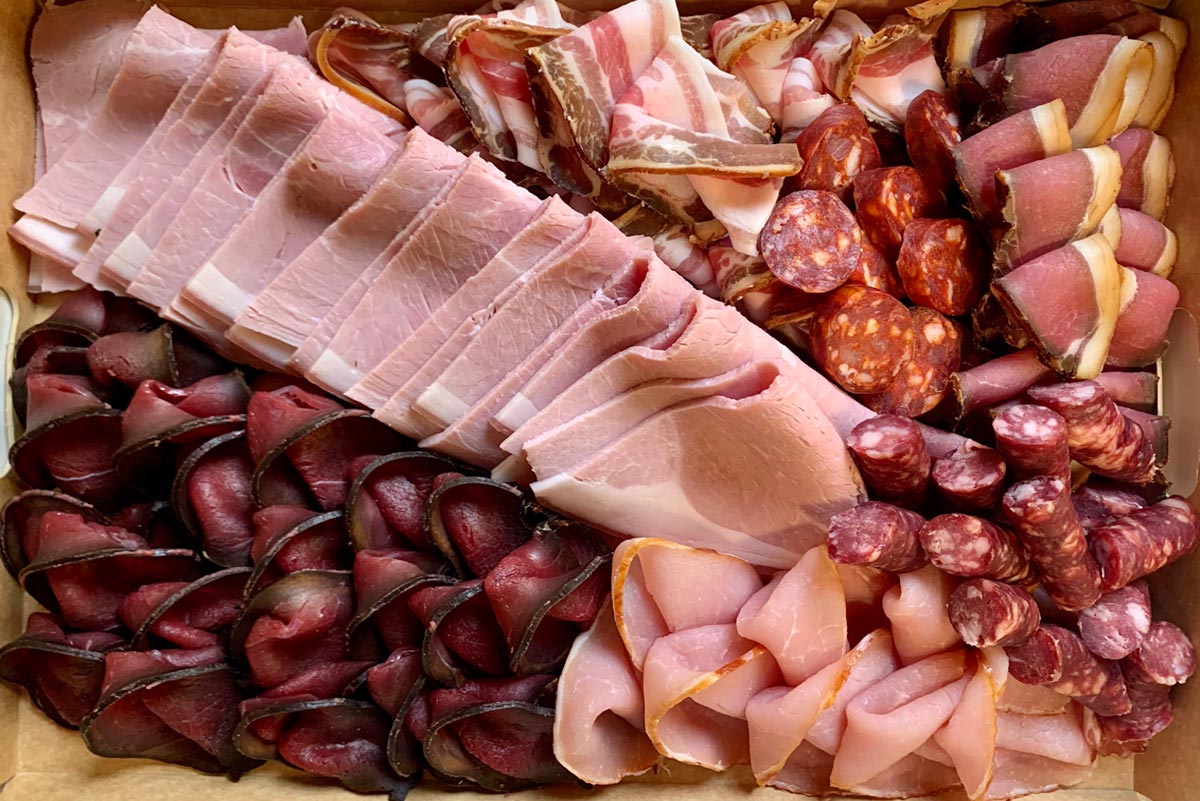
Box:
[1,0,1198,800]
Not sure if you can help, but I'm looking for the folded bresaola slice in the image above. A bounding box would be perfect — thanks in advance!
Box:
[353,196,584,412]
[170,113,402,339]
[347,548,450,656]
[306,157,540,395]
[553,602,659,784]
[229,129,466,366]
[954,100,1072,222]
[119,567,250,649]
[1114,207,1177,277]
[1109,127,1175,220]
[993,233,1123,379]
[171,431,260,567]
[995,145,1123,273]
[998,34,1154,147]
[345,452,467,552]
[246,508,350,598]
[1,490,108,578]
[533,366,864,569]
[10,9,218,260]
[75,31,300,291]
[1106,267,1179,368]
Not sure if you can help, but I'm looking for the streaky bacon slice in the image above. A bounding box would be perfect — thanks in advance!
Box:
[710,3,820,122]
[882,565,962,665]
[403,79,475,149]
[779,57,836,141]
[553,601,659,784]
[610,538,762,670]
[309,8,417,123]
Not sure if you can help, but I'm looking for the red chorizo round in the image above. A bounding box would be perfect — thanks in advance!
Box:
[810,285,914,394]
[992,403,1072,484]
[846,415,931,507]
[865,307,963,418]
[853,167,945,259]
[905,90,962,193]
[1078,581,1152,661]
[1089,497,1200,592]
[848,239,905,298]
[896,218,988,316]
[948,578,1041,647]
[931,443,1007,512]
[759,190,863,293]
[790,103,882,200]
[827,501,927,572]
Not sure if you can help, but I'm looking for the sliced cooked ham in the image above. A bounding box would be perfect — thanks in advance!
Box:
[935,648,1008,800]
[305,156,540,395]
[228,128,468,366]
[531,365,864,568]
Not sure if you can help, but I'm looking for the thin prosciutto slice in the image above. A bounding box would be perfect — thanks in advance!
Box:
[607,35,799,254]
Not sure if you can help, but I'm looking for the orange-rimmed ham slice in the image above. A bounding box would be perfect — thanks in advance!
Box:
[935,648,1008,800]
[882,564,962,665]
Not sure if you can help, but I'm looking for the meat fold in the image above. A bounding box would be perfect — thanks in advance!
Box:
[229,128,467,367]
[881,565,962,665]
[306,9,416,121]
[1114,207,1177,277]
[1109,127,1175,220]
[1106,267,1179,368]
[305,156,540,395]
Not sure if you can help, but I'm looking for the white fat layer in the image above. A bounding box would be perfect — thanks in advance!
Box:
[1074,234,1123,379]
[1030,99,1073,157]
[1081,146,1124,237]
[104,234,153,283]
[82,185,127,232]
[184,263,253,322]
[414,381,471,429]
[306,349,362,396]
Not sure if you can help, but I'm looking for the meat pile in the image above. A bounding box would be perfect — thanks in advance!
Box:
[1,288,612,793]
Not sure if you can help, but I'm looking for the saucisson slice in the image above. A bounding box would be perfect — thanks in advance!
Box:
[992,403,1072,484]
[918,513,1034,585]
[1089,497,1200,592]
[846,415,930,507]
[1124,621,1197,687]
[827,502,927,573]
[948,578,1040,648]
[931,444,1007,512]
[1078,581,1152,660]
[1006,624,1132,716]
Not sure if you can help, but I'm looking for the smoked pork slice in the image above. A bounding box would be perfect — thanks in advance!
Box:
[1114,207,1177,277]
[306,157,540,395]
[1109,127,1175,220]
[229,128,468,365]
[882,565,962,665]
[710,2,819,123]
[1106,267,1179,368]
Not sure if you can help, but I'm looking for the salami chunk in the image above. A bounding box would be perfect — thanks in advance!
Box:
[1089,497,1200,592]
[992,404,1072,484]
[948,578,1040,648]
[827,502,927,573]
[1073,482,1147,529]
[865,307,962,418]
[759,190,863,293]
[1099,667,1173,756]
[810,285,914,394]
[905,90,962,193]
[1007,624,1132,716]
[1124,621,1197,686]
[918,513,1034,584]
[848,239,905,297]
[846,415,931,507]
[853,167,944,259]
[1003,477,1103,611]
[896,218,988,316]
[1078,581,1152,660]
[1027,381,1159,485]
[791,103,882,199]
[931,444,1007,512]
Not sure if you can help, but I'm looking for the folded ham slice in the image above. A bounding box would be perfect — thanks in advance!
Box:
[228,128,468,366]
[306,157,540,395]
[881,565,962,665]
[532,364,863,568]
[934,648,1008,800]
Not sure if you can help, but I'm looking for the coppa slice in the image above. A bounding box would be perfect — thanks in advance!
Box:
[305,158,541,395]
[228,129,467,366]
[168,112,402,340]
[74,31,299,290]
[413,217,643,433]
[531,366,863,569]
[994,233,1123,379]
[355,196,586,413]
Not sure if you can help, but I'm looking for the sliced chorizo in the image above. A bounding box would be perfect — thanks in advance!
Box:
[810,285,915,394]
[848,238,905,298]
[853,167,945,259]
[790,103,882,200]
[904,89,962,193]
[759,190,863,294]
[896,218,989,316]
[865,307,963,418]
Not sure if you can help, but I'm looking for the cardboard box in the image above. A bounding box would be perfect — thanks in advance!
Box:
[0,2,1194,799]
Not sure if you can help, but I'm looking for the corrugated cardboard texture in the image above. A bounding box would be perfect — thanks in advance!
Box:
[0,1,1190,799]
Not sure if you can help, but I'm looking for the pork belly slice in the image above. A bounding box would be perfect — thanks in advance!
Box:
[168,114,403,340]
[413,217,642,434]
[995,145,1123,273]
[419,247,665,468]
[355,195,585,413]
[306,158,540,395]
[1110,127,1175,220]
[228,129,467,366]
[531,363,863,568]
[287,157,476,377]
[74,31,299,291]
[12,8,217,235]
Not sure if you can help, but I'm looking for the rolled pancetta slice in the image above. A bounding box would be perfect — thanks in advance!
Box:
[1109,127,1175,220]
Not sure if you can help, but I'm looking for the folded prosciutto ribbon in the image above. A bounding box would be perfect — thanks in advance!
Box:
[555,538,1101,800]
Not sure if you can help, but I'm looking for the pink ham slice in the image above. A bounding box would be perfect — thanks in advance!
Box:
[987,705,1098,799]
[531,365,864,568]
[370,202,592,435]
[419,250,676,469]
[954,100,1073,222]
[351,196,584,411]
[882,565,962,665]
[228,129,467,366]
[305,157,541,395]
[610,537,762,670]
[121,62,343,311]
[642,623,781,771]
[168,114,402,340]
[552,602,659,785]
[73,31,300,291]
[934,648,1008,800]
[412,217,640,432]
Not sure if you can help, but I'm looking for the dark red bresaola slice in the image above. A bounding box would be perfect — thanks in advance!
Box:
[10,345,91,426]
[1,490,107,578]
[348,548,454,659]
[100,646,227,695]
[0,612,122,727]
[231,570,355,690]
[246,508,350,598]
[82,662,261,777]
[424,675,570,791]
[347,452,470,552]
[409,580,510,685]
[14,288,107,367]
[120,567,251,650]
[86,324,228,390]
[425,477,532,577]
